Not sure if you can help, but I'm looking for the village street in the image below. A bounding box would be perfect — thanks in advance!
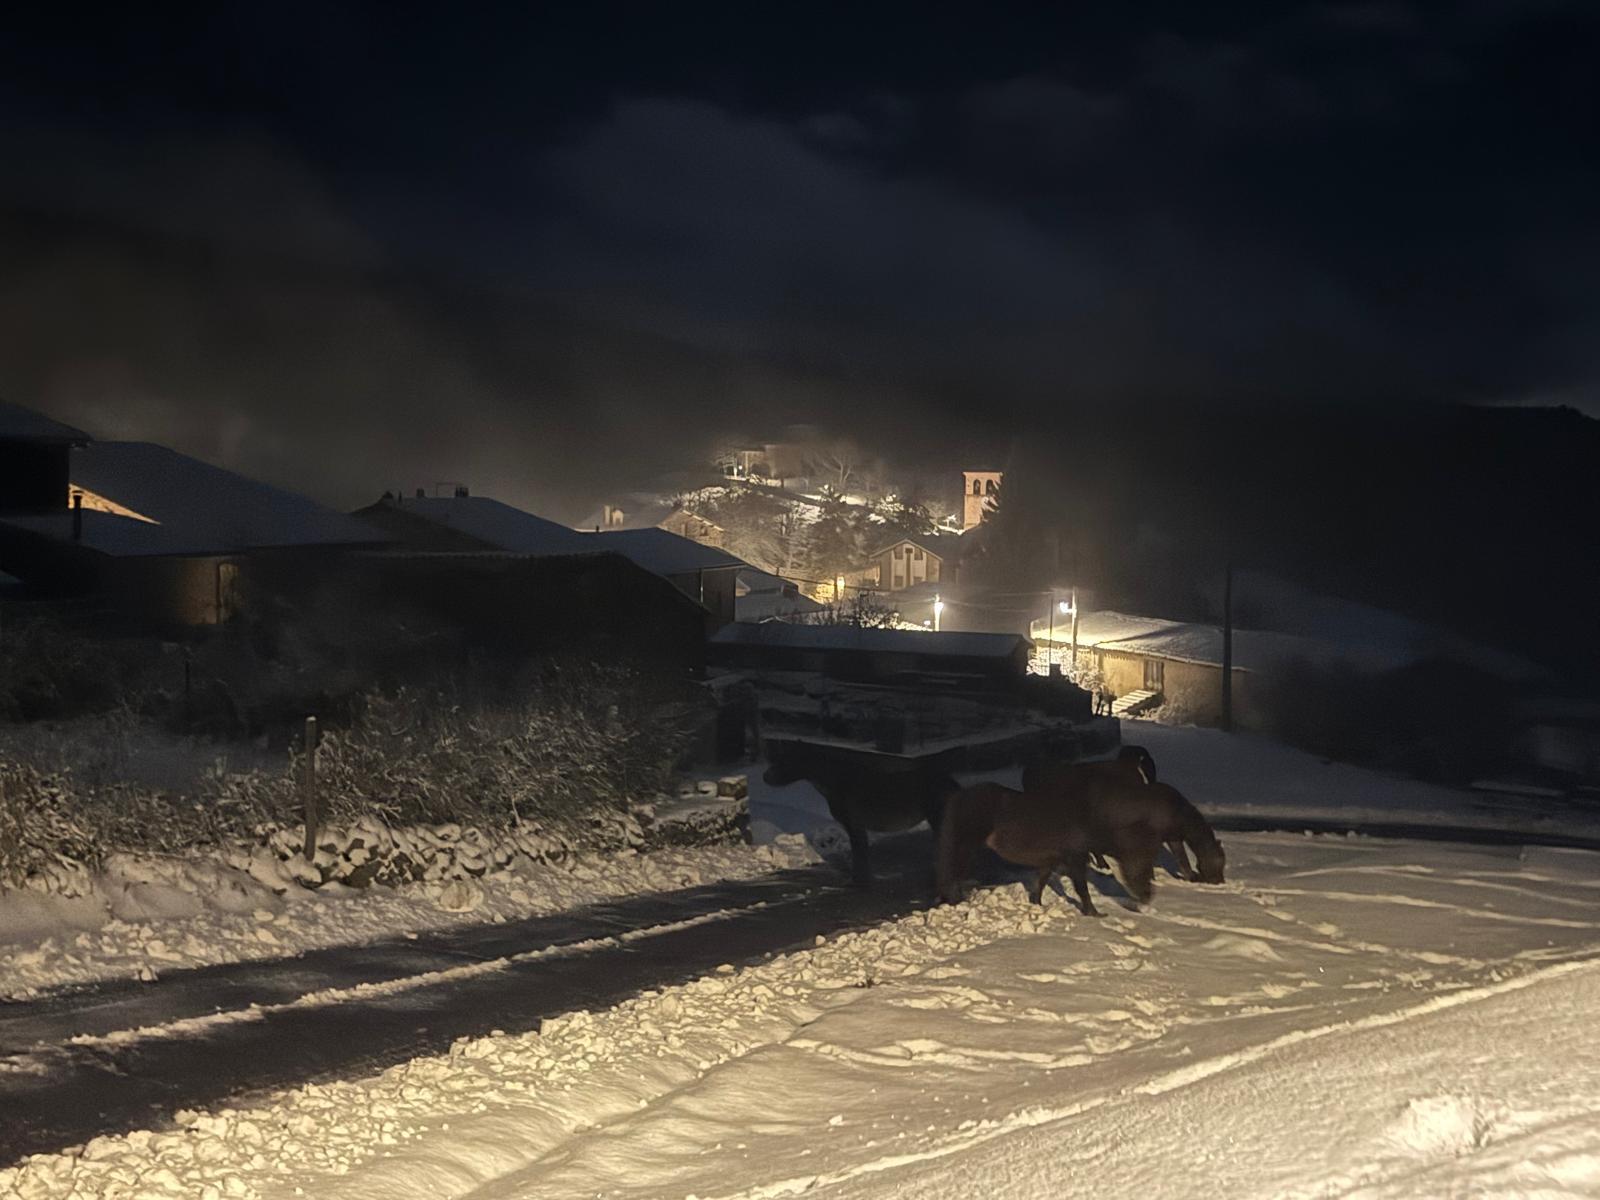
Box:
[0,858,929,1163]
[4,726,1600,1197]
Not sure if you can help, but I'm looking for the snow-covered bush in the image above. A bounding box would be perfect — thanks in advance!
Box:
[0,662,703,891]
[306,665,701,836]
[0,760,101,887]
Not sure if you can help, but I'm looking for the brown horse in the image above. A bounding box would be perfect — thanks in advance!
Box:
[937,782,1099,912]
[938,777,1224,915]
[763,742,957,886]
[1021,745,1156,870]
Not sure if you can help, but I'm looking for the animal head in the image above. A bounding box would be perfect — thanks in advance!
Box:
[1194,839,1226,884]
[762,758,801,787]
[761,741,807,787]
[1117,744,1158,784]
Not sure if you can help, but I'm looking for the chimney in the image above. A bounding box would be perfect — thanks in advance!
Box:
[71,491,83,541]
[454,485,469,498]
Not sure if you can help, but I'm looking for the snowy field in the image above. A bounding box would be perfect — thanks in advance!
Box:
[5,722,1600,1198]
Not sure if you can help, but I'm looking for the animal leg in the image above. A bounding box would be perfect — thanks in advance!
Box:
[846,823,873,887]
[1119,841,1157,906]
[1167,839,1196,881]
[937,837,971,904]
[1064,851,1100,917]
[1027,862,1057,906]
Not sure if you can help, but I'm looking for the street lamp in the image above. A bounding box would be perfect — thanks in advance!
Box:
[1047,594,1076,676]
[933,594,945,632]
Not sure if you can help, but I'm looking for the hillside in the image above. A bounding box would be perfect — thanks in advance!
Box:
[989,403,1600,681]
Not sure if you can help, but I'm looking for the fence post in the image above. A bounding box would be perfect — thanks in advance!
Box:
[301,715,320,862]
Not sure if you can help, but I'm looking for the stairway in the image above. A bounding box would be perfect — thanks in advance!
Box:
[1111,689,1161,717]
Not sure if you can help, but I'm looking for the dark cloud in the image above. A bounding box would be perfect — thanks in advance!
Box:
[0,1,1596,523]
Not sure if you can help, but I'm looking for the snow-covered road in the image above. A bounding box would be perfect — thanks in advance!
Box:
[0,856,930,1164]
[6,724,1600,1198]
[7,829,1598,1199]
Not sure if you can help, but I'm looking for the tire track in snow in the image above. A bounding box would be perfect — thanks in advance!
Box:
[0,862,934,1165]
[29,906,769,1057]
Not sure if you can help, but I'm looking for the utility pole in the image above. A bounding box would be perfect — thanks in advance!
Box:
[1047,592,1056,674]
[1221,563,1234,733]
[1070,586,1080,671]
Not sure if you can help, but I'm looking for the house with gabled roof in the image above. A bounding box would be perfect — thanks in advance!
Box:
[353,492,727,662]
[354,492,595,557]
[0,432,388,626]
[863,531,972,593]
[581,526,751,628]
[577,496,727,548]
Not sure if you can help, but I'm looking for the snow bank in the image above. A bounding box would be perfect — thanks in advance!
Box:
[1094,721,1600,842]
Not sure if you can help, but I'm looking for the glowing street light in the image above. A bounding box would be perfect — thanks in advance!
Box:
[1047,591,1078,675]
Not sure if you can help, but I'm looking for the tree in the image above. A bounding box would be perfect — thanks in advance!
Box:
[808,437,863,494]
[805,592,901,629]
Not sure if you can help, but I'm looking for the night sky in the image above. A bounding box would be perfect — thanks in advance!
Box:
[2,1,1596,519]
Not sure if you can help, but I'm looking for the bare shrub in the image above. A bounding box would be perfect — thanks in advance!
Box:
[310,664,704,836]
[0,660,705,883]
[0,762,101,887]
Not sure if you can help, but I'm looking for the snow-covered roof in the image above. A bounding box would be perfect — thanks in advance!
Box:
[1095,622,1415,676]
[371,495,596,557]
[712,621,1029,660]
[1032,609,1186,648]
[0,401,90,443]
[1227,571,1545,684]
[736,566,799,595]
[865,531,970,562]
[0,511,237,557]
[53,443,384,552]
[584,528,747,576]
[575,493,681,532]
